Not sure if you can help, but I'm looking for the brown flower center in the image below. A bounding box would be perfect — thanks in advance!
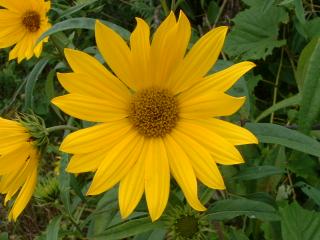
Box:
[22,11,41,32]
[129,88,179,138]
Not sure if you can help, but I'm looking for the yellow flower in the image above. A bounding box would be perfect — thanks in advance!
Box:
[52,11,258,221]
[0,118,39,221]
[0,0,51,62]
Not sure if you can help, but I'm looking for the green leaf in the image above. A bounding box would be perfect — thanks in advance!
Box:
[293,0,305,24]
[58,0,99,19]
[296,182,320,206]
[207,199,280,221]
[24,58,49,111]
[297,38,320,133]
[255,94,301,122]
[94,217,164,240]
[224,4,288,60]
[303,17,320,39]
[0,233,8,240]
[37,17,130,44]
[46,216,62,240]
[280,202,320,240]
[233,166,285,180]
[246,123,320,157]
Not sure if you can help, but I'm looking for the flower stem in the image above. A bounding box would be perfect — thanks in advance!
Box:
[46,125,78,133]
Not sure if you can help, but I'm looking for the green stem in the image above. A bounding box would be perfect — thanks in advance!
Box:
[270,48,284,123]
[46,125,78,133]
[160,0,170,15]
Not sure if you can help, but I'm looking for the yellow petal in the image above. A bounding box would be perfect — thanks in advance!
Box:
[151,11,191,88]
[171,129,225,189]
[179,92,245,119]
[8,158,38,221]
[95,21,135,89]
[195,118,258,145]
[169,26,228,93]
[145,138,170,221]
[57,72,129,105]
[177,120,244,165]
[63,48,129,102]
[182,62,255,99]
[0,1,25,13]
[66,151,106,173]
[87,130,143,195]
[130,18,151,89]
[60,120,131,154]
[164,134,206,211]
[0,143,32,174]
[51,94,128,122]
[119,145,146,219]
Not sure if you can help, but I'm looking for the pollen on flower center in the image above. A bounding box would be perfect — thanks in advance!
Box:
[22,11,41,32]
[129,88,179,138]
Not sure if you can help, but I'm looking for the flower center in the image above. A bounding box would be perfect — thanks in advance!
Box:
[129,88,179,138]
[22,11,41,32]
[175,215,199,239]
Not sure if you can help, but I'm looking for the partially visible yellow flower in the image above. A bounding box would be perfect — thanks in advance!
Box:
[52,11,257,221]
[0,117,39,221]
[0,0,51,62]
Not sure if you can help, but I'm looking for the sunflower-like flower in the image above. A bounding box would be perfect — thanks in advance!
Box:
[0,117,41,221]
[0,0,51,62]
[52,11,257,221]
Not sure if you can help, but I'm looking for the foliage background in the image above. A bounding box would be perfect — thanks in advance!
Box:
[1,0,320,239]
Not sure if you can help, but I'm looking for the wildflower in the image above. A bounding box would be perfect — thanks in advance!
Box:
[52,11,257,221]
[0,0,51,62]
[0,116,46,220]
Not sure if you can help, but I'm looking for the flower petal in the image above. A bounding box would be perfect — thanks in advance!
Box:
[63,48,129,102]
[60,120,131,154]
[177,120,244,165]
[182,62,255,99]
[119,144,146,219]
[195,118,258,145]
[57,72,129,105]
[179,91,245,119]
[169,26,228,93]
[51,94,128,122]
[151,11,191,88]
[95,21,135,89]
[87,130,143,195]
[164,134,206,211]
[171,129,225,189]
[145,138,170,221]
[66,151,107,173]
[8,156,38,221]
[130,18,151,89]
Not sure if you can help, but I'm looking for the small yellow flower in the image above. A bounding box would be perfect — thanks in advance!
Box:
[52,11,257,221]
[0,117,39,221]
[0,0,51,62]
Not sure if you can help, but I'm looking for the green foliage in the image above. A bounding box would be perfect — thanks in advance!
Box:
[1,0,320,239]
[224,1,289,60]
[280,202,320,240]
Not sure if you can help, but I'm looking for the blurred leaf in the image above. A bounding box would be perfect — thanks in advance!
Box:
[233,166,285,180]
[228,228,250,240]
[207,199,280,221]
[207,1,219,24]
[297,38,320,133]
[58,0,99,19]
[37,17,130,44]
[296,182,320,206]
[303,18,320,39]
[280,202,320,240]
[133,229,167,240]
[255,94,301,122]
[293,0,305,24]
[246,123,320,157]
[0,233,8,240]
[94,217,165,240]
[225,3,288,60]
[24,58,49,111]
[46,216,62,240]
